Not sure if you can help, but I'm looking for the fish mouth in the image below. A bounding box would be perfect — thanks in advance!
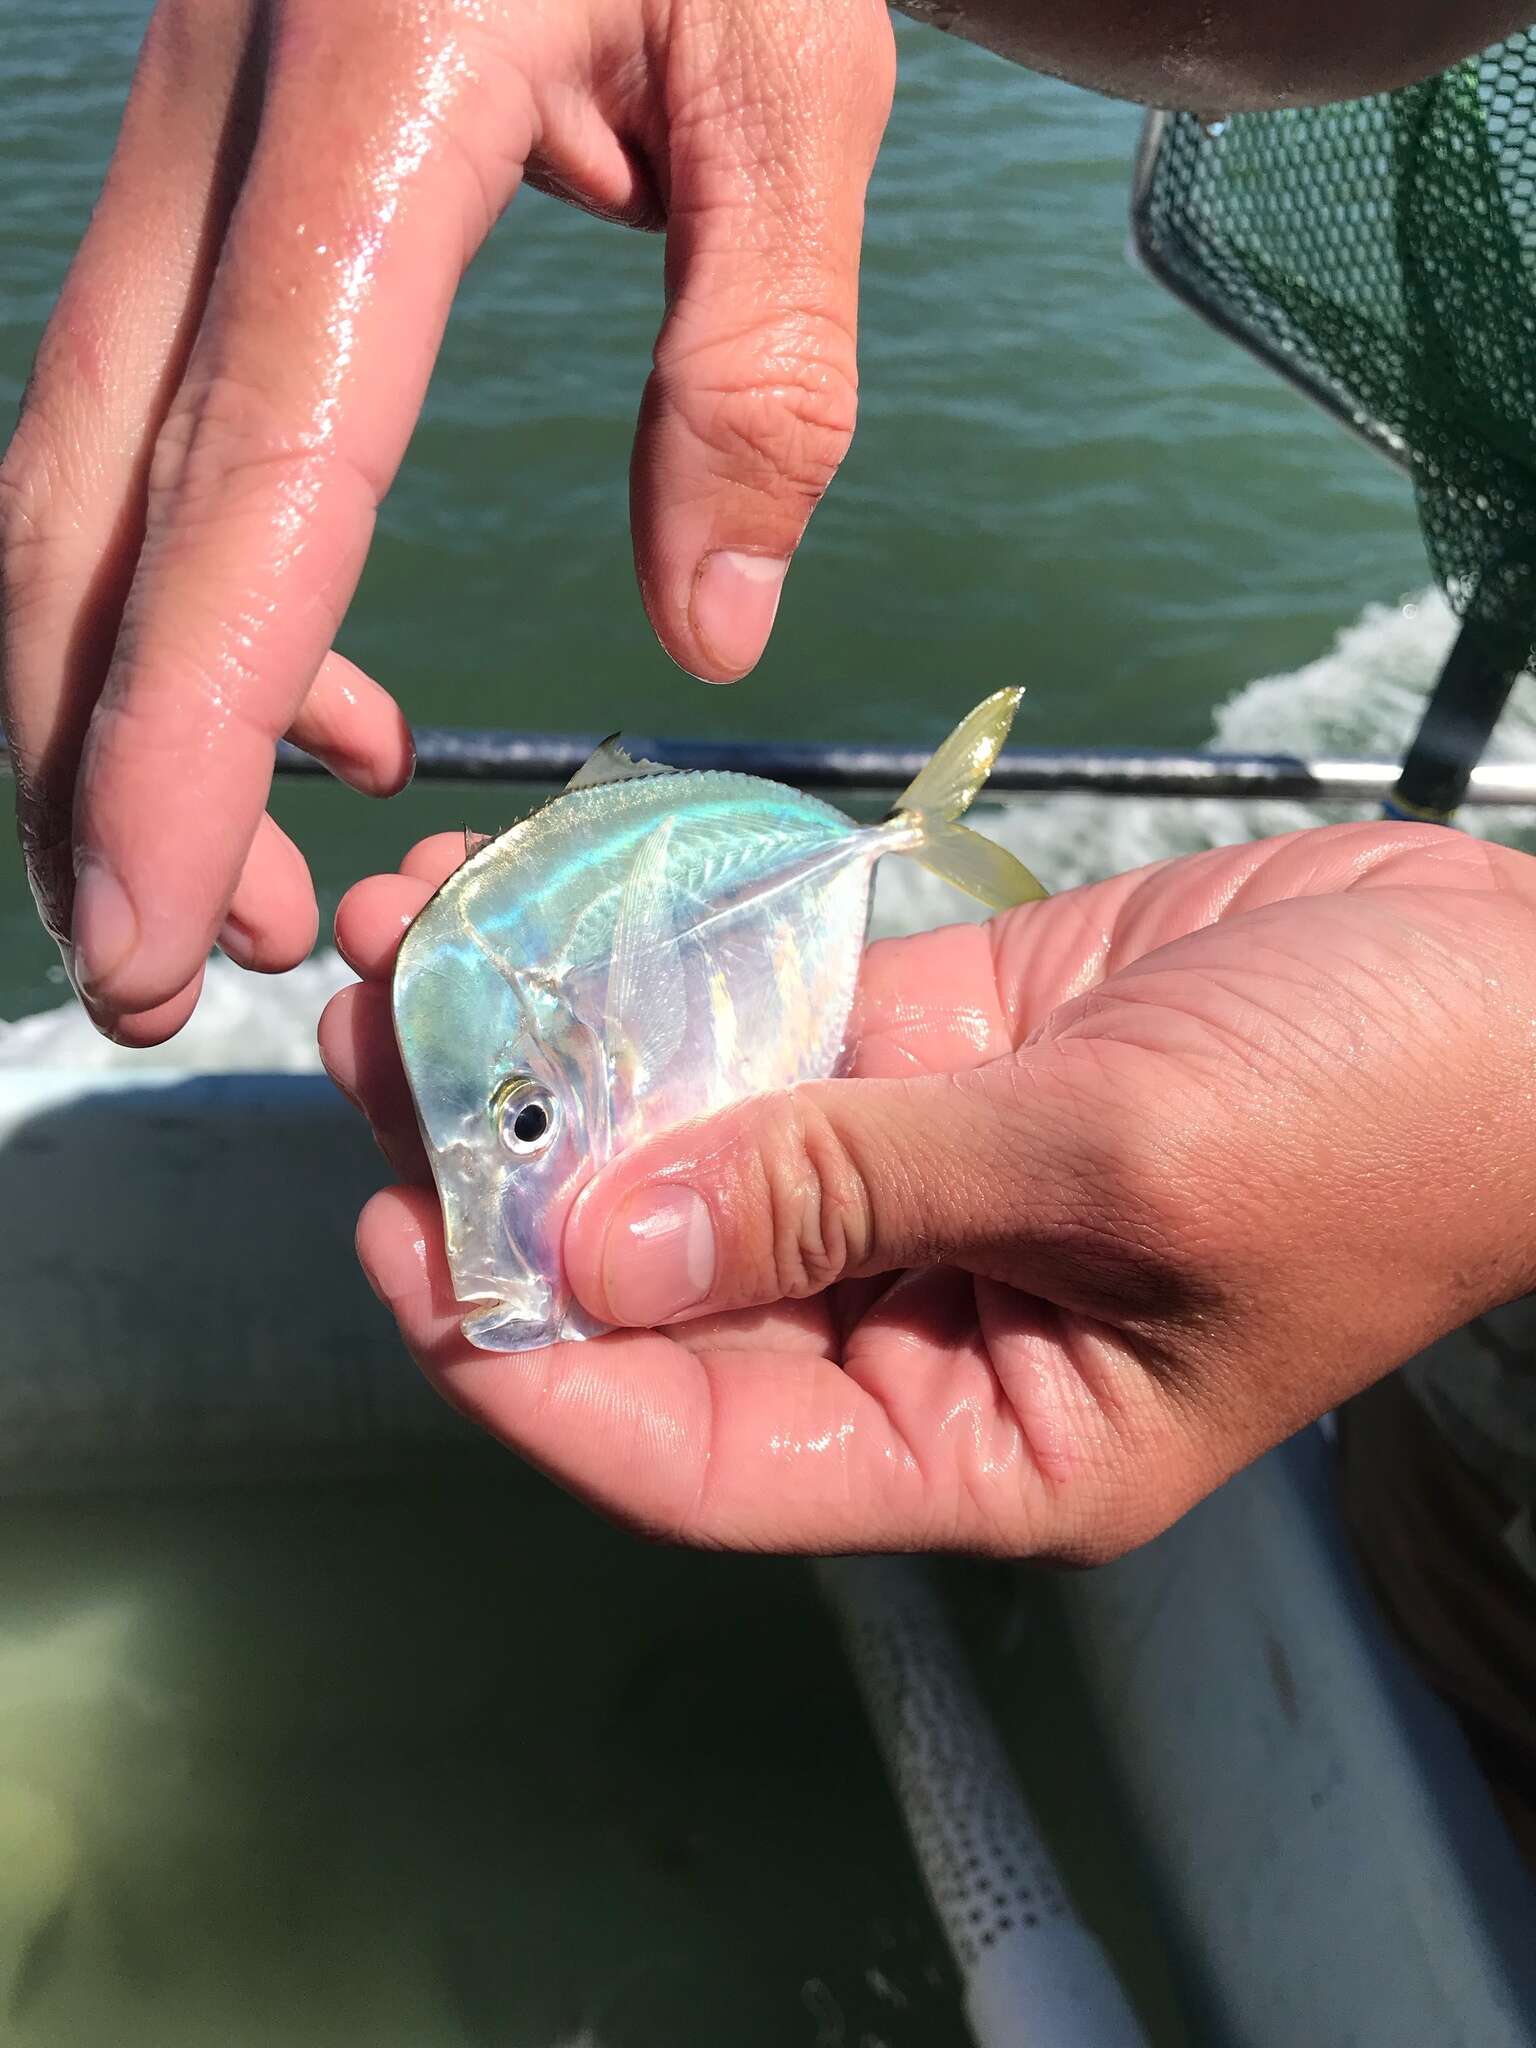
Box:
[442,1221,557,1353]
[459,1294,611,1354]
[460,1296,563,1354]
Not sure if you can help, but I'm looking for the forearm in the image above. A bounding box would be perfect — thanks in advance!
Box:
[890,0,1533,111]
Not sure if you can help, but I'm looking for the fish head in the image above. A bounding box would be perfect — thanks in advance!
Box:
[393,940,608,1353]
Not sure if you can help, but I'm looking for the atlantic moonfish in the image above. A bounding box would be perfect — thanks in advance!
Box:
[392,688,1046,1353]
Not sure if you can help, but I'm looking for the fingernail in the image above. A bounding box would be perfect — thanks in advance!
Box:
[360,1251,394,1310]
[603,1185,716,1328]
[217,914,256,968]
[690,550,788,679]
[317,1046,363,1116]
[71,858,137,998]
[358,1202,427,1309]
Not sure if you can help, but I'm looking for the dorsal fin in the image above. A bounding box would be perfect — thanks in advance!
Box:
[464,827,495,860]
[564,734,676,792]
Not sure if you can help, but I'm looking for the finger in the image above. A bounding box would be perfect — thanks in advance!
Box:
[334,872,435,982]
[399,834,472,888]
[563,1047,1142,1332]
[360,1183,720,1532]
[83,817,311,1043]
[0,0,267,953]
[69,9,537,1015]
[285,652,414,797]
[985,820,1464,1046]
[630,0,895,682]
[319,982,427,1182]
[849,924,1013,1078]
[214,811,317,973]
[358,1183,930,1548]
[90,964,207,1051]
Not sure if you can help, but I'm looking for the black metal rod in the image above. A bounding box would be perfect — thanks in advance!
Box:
[6,732,1536,804]
[1387,617,1525,823]
[259,731,1535,805]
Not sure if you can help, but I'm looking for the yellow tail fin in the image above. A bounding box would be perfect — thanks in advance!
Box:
[891,688,1049,911]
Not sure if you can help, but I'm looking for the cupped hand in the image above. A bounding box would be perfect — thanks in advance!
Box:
[321,820,1536,1557]
[1,0,895,1044]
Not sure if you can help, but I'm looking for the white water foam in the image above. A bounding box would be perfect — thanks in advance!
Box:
[4,591,1534,1071]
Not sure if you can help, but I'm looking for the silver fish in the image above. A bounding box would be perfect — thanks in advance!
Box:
[392,689,1045,1352]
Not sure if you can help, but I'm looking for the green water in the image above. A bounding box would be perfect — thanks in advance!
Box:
[2,1461,972,2047]
[0,1461,1188,2045]
[0,2,1428,1019]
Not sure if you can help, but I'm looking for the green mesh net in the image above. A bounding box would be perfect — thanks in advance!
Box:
[1134,35,1536,673]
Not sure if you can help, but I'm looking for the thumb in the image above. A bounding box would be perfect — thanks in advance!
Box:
[632,0,896,683]
[564,1060,1133,1330]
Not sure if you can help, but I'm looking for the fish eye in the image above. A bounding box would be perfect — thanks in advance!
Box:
[491,1077,560,1157]
[512,1101,548,1144]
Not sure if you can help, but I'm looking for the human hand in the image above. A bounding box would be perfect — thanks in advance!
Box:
[1,0,895,1044]
[321,820,1536,1556]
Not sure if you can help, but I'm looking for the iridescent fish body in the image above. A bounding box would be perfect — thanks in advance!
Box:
[392,689,1045,1352]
